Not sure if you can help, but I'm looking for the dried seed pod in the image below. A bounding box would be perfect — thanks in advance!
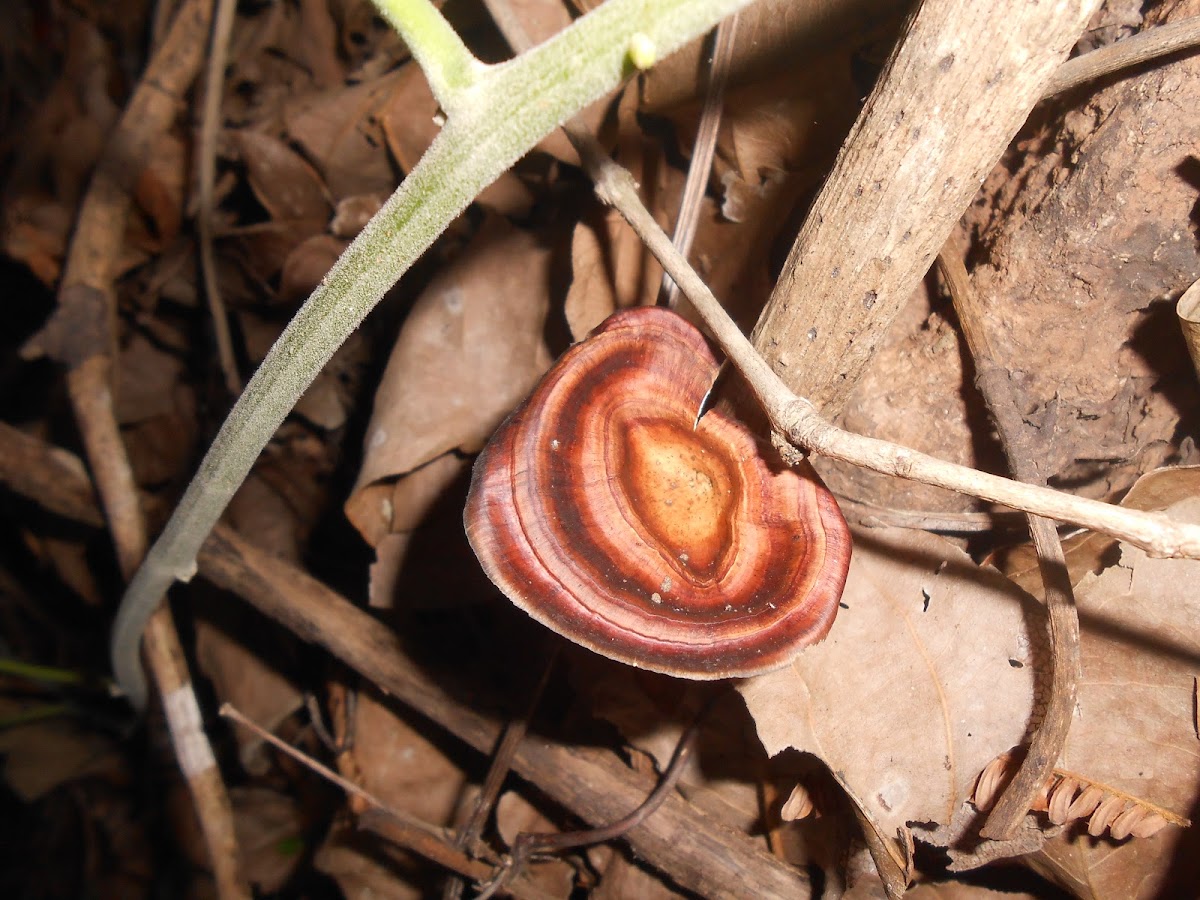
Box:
[1130,812,1169,839]
[1089,795,1128,837]
[781,783,816,822]
[1048,776,1079,825]
[466,308,852,678]
[1109,804,1148,841]
[1066,783,1105,820]
[974,749,1189,840]
[972,752,1013,811]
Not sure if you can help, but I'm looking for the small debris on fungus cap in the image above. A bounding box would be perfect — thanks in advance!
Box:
[464,307,852,679]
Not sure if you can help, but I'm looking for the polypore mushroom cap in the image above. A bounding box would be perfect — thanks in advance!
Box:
[465,307,852,679]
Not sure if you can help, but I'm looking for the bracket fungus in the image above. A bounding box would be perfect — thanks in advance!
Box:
[465,307,852,679]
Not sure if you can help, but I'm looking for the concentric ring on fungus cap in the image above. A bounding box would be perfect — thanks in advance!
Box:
[465,306,852,679]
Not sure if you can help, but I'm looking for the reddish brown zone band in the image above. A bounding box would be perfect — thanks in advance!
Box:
[465,307,852,678]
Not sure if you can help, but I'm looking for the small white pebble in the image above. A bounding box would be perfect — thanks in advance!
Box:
[651,592,663,604]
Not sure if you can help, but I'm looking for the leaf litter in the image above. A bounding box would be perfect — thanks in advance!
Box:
[2,0,1200,897]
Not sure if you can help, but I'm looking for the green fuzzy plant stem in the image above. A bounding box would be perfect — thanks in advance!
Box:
[111,0,755,707]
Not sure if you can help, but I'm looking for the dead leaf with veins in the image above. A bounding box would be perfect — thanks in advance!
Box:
[738,524,1043,872]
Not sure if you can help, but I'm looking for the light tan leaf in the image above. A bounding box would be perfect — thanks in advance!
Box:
[345,216,552,546]
[564,206,659,340]
[279,233,347,305]
[285,73,402,199]
[233,130,332,222]
[739,525,1040,850]
[1025,496,1200,898]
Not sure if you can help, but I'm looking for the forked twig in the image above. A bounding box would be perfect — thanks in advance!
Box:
[475,694,714,900]
[25,0,247,893]
[571,142,1200,560]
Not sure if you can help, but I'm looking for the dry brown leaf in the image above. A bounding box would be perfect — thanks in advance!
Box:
[345,216,552,543]
[738,526,1041,864]
[232,217,331,294]
[996,466,1200,597]
[377,63,441,175]
[1,193,72,286]
[285,72,402,199]
[228,786,306,892]
[906,883,1040,900]
[564,206,659,340]
[495,790,576,896]
[133,131,185,249]
[349,691,466,828]
[315,824,426,900]
[194,613,302,777]
[0,712,122,802]
[329,193,386,239]
[115,331,186,424]
[366,454,467,606]
[233,130,332,223]
[1020,496,1200,898]
[280,234,348,306]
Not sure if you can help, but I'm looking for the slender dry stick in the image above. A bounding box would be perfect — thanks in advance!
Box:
[24,1,247,894]
[837,496,1030,534]
[1043,15,1200,98]
[476,694,712,900]
[198,0,242,396]
[220,704,557,899]
[198,524,812,898]
[660,14,738,307]
[937,244,1081,841]
[571,144,1200,559]
[442,650,557,900]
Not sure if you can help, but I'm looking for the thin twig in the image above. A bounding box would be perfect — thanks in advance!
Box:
[660,14,738,308]
[198,0,242,396]
[1043,15,1200,98]
[571,148,1200,560]
[936,245,1081,841]
[443,649,558,900]
[476,693,714,900]
[26,1,247,894]
[220,703,549,893]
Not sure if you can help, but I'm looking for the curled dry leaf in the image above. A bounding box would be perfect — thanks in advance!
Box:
[345,216,553,611]
[232,130,332,223]
[781,782,817,822]
[564,205,660,340]
[285,73,402,199]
